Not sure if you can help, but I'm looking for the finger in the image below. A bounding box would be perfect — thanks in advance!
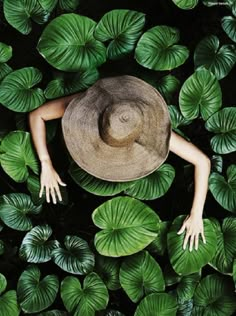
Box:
[189,234,195,252]
[195,234,199,250]
[57,176,67,186]
[201,231,206,244]
[183,232,190,250]
[46,186,50,203]
[177,223,186,235]
[39,185,44,198]
[55,183,62,202]
[50,187,57,204]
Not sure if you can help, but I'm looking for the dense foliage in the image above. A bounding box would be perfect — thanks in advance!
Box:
[0,0,236,315]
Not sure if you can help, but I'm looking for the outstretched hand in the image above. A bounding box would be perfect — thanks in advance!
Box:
[177,214,206,251]
[39,160,66,204]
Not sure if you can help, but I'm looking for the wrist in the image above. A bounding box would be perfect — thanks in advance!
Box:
[190,209,203,218]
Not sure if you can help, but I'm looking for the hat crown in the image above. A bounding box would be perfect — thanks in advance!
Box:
[100,101,143,147]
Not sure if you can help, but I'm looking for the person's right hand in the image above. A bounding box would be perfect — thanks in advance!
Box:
[39,160,66,204]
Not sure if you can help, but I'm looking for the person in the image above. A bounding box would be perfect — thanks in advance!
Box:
[29,75,211,252]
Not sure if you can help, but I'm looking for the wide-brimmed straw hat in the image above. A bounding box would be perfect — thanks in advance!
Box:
[62,75,171,182]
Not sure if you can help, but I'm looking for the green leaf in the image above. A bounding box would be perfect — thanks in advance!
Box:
[0,42,12,63]
[156,75,180,104]
[167,215,217,275]
[3,0,50,35]
[125,164,175,200]
[0,63,12,81]
[94,9,145,60]
[17,265,59,313]
[193,274,236,315]
[163,264,182,287]
[19,225,60,263]
[100,311,125,316]
[209,217,236,274]
[147,221,171,255]
[37,13,106,71]
[0,67,45,112]
[38,0,58,12]
[0,131,39,182]
[134,293,178,316]
[44,69,99,99]
[119,250,165,303]
[179,68,222,120]
[176,272,201,303]
[221,16,236,43]
[211,155,223,173]
[0,193,42,231]
[0,290,20,316]
[69,163,132,196]
[209,165,236,212]
[168,105,192,136]
[52,235,95,275]
[177,299,193,316]
[92,196,160,257]
[95,254,121,290]
[58,0,80,11]
[135,25,189,71]
[172,0,199,9]
[61,273,109,316]
[205,107,236,154]
[194,35,236,79]
[0,274,7,295]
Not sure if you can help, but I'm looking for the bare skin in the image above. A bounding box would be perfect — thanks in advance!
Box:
[29,93,211,251]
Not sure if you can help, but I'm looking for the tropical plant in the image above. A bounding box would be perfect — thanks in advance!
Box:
[0,0,235,315]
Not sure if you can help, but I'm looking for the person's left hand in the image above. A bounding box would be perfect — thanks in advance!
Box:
[177,214,206,251]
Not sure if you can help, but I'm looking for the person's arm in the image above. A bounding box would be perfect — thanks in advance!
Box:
[169,130,211,251]
[29,93,80,204]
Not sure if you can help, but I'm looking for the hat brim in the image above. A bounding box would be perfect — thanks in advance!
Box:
[62,75,171,182]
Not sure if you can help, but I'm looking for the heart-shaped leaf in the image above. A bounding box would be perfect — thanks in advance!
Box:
[0,290,20,316]
[156,75,180,104]
[209,165,236,212]
[119,250,165,303]
[0,131,39,182]
[147,221,171,255]
[193,274,236,315]
[221,16,236,43]
[69,163,132,196]
[205,107,236,154]
[135,25,189,71]
[92,196,160,257]
[95,254,121,290]
[172,0,199,9]
[194,35,236,79]
[58,0,80,11]
[0,42,12,63]
[3,0,50,34]
[52,235,95,275]
[0,67,45,112]
[125,164,175,200]
[167,215,217,275]
[177,272,201,303]
[179,68,222,120]
[61,273,109,316]
[44,69,99,99]
[37,13,106,71]
[0,63,12,81]
[94,9,145,60]
[168,105,192,137]
[19,225,60,263]
[0,193,42,231]
[17,265,59,313]
[38,0,57,12]
[134,293,178,316]
[209,217,236,274]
